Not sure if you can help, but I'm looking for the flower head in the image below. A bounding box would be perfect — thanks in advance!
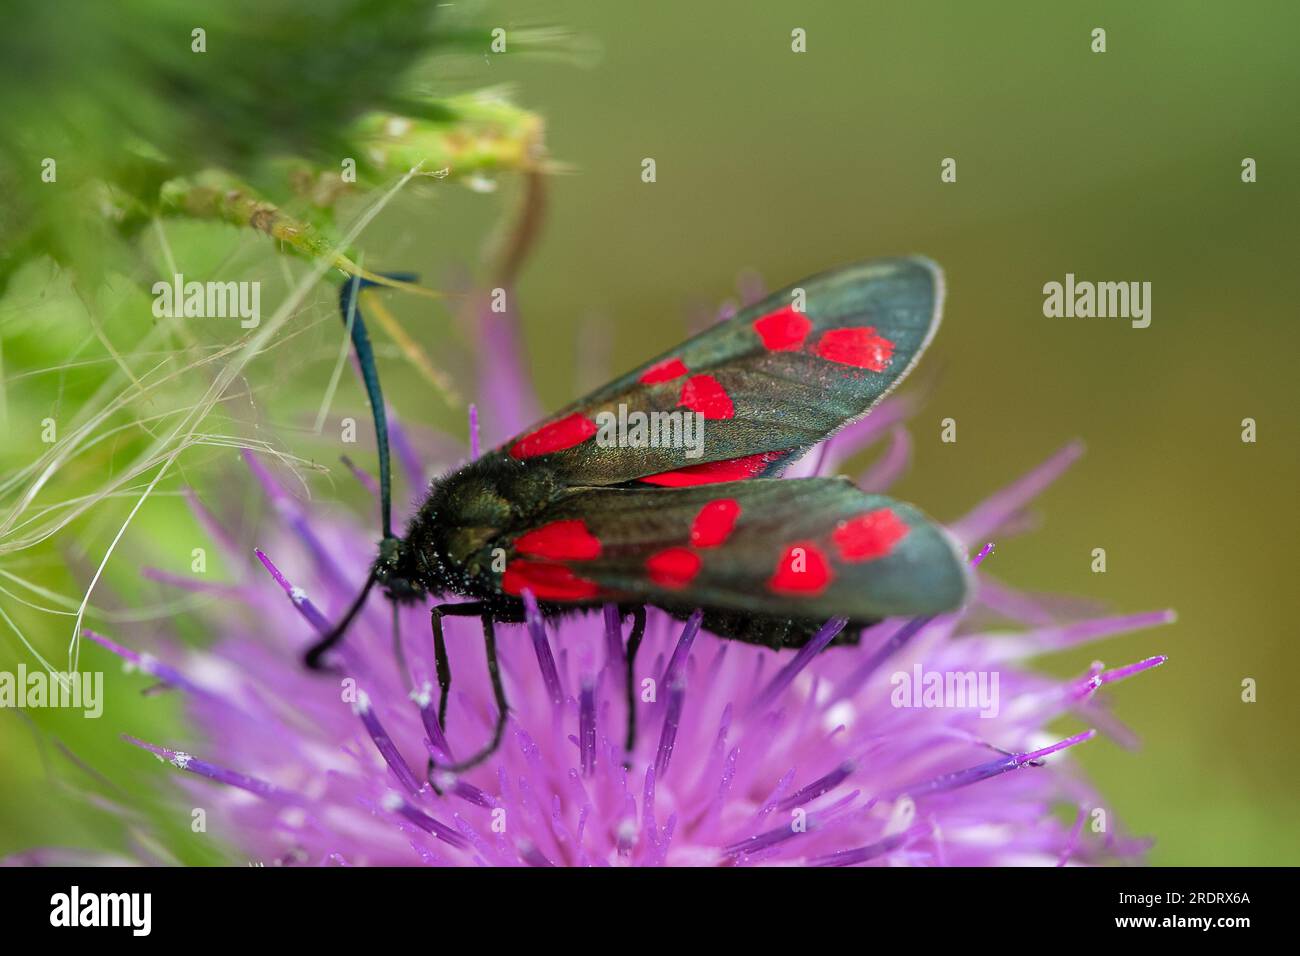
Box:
[77,293,1171,868]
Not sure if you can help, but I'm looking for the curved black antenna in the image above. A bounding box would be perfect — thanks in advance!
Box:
[302,271,418,669]
[339,271,417,540]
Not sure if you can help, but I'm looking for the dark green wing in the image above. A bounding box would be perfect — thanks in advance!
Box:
[496,478,969,619]
[499,258,944,487]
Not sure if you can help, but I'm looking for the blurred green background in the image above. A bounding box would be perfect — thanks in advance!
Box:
[1,1,1297,865]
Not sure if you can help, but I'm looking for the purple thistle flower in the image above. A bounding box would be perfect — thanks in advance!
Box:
[67,295,1172,868]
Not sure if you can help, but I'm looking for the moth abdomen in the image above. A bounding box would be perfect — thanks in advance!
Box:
[662,605,870,651]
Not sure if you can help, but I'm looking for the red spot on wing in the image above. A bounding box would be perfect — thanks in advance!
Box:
[826,509,909,561]
[678,374,734,419]
[514,519,602,561]
[768,542,832,595]
[690,498,741,548]
[832,508,910,562]
[639,451,784,487]
[509,413,598,459]
[639,357,689,384]
[814,327,895,372]
[646,547,701,589]
[753,306,813,351]
[502,560,600,601]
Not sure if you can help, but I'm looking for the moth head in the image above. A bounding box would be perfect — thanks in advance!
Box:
[373,535,426,602]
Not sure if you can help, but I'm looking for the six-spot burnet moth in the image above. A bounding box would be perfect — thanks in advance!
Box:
[305,258,971,773]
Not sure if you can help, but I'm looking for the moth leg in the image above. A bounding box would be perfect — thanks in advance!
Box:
[303,570,378,671]
[429,602,487,734]
[426,602,491,786]
[623,606,647,757]
[431,609,452,732]
[437,614,509,774]
[391,602,413,696]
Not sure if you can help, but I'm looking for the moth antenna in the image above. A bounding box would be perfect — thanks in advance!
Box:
[339,271,418,541]
[307,271,421,671]
[304,569,378,670]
